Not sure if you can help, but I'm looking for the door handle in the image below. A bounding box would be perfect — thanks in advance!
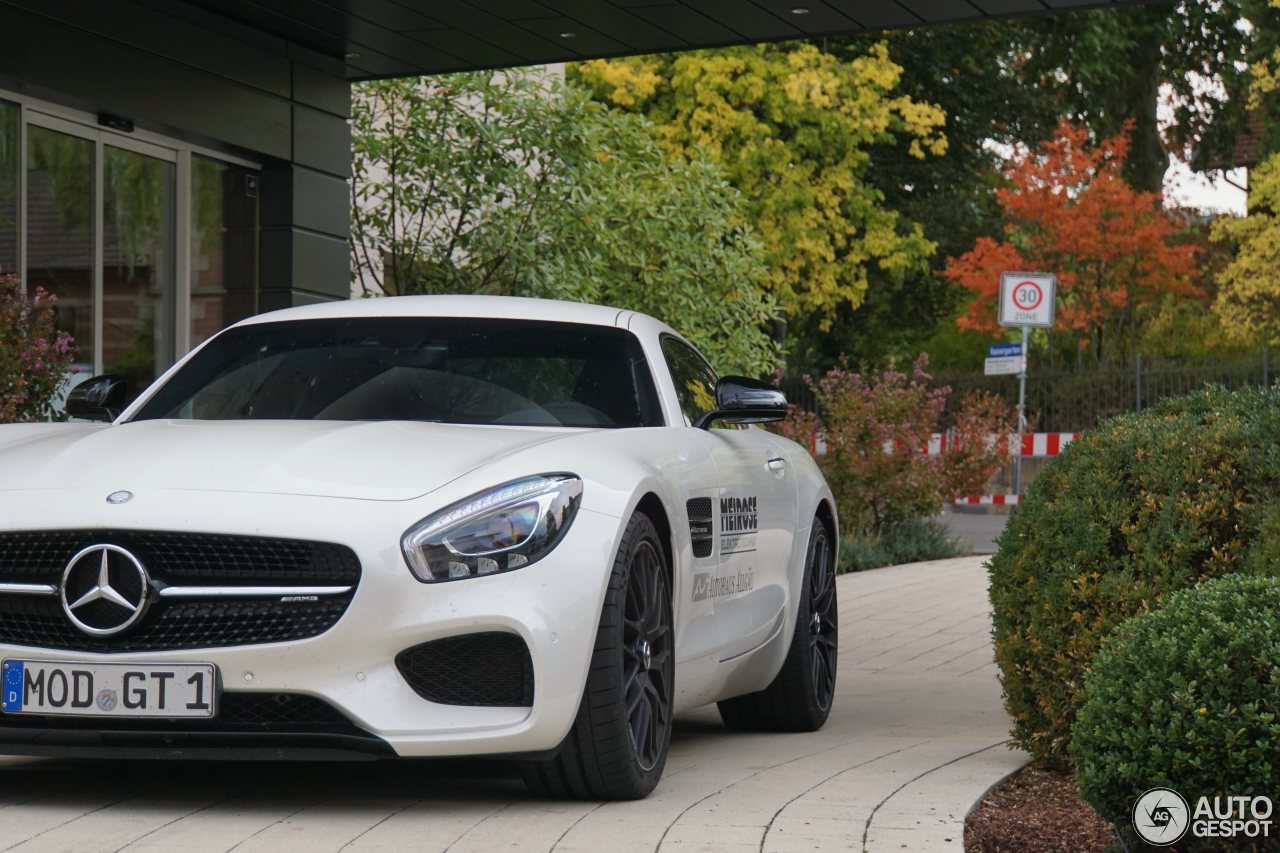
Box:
[766,457,786,476]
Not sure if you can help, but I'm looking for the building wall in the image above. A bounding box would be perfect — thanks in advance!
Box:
[0,0,352,308]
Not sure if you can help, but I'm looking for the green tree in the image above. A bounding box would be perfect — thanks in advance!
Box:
[573,43,947,333]
[797,22,1061,372]
[1008,1,1275,192]
[350,72,778,374]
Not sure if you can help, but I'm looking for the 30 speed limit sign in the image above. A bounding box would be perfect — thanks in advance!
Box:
[999,272,1056,328]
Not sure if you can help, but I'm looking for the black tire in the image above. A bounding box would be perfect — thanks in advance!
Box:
[717,519,838,732]
[521,511,674,800]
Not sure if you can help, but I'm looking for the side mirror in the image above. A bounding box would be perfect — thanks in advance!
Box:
[65,374,128,422]
[693,376,787,430]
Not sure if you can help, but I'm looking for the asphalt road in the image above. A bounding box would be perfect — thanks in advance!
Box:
[0,557,1023,853]
[938,507,1011,555]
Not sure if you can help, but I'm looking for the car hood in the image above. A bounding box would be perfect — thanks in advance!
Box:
[0,419,580,501]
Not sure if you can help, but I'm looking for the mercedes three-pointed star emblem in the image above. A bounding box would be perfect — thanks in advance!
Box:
[60,544,151,637]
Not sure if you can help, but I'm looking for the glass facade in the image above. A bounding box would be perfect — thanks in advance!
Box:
[191,156,257,348]
[3,92,259,402]
[0,100,15,276]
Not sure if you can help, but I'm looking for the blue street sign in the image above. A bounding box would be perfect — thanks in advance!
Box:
[988,343,1023,358]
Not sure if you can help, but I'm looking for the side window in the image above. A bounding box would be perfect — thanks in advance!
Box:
[661,337,718,426]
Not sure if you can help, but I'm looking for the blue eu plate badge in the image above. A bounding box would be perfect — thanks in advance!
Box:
[3,660,23,712]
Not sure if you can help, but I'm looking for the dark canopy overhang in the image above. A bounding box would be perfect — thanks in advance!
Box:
[180,0,1163,79]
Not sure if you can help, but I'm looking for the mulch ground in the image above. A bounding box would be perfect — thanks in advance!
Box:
[965,763,1118,852]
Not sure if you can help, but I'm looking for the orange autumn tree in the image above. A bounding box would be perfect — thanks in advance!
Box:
[945,120,1198,365]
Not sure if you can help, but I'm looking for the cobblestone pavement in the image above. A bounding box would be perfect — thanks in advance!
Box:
[0,556,1025,852]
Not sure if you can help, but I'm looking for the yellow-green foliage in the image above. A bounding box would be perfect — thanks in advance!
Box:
[1213,153,1280,347]
[573,43,946,329]
[1212,0,1280,347]
[1246,0,1280,112]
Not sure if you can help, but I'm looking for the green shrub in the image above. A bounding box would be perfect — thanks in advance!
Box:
[839,518,966,573]
[989,386,1280,763]
[1072,574,1280,851]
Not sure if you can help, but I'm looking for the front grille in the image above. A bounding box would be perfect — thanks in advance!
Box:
[396,632,534,707]
[0,530,360,651]
[0,531,360,586]
[0,692,363,735]
[0,595,352,652]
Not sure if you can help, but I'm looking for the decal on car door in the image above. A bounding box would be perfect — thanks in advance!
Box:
[719,494,757,555]
[690,494,759,601]
[691,568,754,601]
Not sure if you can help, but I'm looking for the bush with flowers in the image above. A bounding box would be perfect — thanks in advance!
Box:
[0,275,78,423]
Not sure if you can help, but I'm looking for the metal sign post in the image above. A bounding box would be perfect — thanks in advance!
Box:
[998,272,1057,505]
[1014,325,1029,498]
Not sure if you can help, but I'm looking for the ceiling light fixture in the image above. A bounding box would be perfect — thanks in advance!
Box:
[790,7,810,14]
[559,31,577,39]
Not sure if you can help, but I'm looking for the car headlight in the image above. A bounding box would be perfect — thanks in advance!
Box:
[401,474,583,582]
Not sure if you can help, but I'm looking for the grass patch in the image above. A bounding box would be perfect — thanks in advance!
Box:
[838,518,968,573]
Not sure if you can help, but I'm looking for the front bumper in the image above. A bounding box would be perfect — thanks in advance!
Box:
[0,488,620,758]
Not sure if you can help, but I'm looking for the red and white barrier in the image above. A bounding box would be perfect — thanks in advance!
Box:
[809,430,1081,505]
[817,431,1080,458]
[952,494,1023,506]
[1009,432,1078,458]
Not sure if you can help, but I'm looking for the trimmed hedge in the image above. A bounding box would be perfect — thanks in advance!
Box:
[1072,574,1280,851]
[990,386,1280,763]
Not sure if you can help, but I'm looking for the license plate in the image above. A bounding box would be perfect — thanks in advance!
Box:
[1,660,217,718]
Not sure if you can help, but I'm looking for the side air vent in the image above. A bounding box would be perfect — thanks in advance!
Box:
[686,497,714,559]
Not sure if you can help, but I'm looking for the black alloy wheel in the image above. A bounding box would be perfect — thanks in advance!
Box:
[717,519,839,732]
[622,536,673,771]
[806,526,838,713]
[521,511,674,799]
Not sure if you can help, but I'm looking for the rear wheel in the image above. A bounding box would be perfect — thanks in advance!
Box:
[717,519,838,732]
[521,511,673,799]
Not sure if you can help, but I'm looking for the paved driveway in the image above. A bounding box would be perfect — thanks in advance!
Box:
[0,556,1025,852]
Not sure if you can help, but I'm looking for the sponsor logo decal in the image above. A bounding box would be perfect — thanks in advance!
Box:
[719,495,758,554]
[692,569,754,601]
[720,533,757,555]
[719,496,757,532]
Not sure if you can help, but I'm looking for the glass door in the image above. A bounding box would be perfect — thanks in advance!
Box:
[25,124,95,377]
[24,115,177,394]
[102,144,175,392]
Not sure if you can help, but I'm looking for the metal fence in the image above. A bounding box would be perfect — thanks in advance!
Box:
[782,350,1274,434]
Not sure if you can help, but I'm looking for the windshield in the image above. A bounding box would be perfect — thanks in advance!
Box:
[131,317,663,428]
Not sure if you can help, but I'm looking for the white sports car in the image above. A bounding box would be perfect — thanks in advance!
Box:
[0,296,838,799]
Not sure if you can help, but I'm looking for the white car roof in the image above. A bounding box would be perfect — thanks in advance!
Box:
[235,295,638,329]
